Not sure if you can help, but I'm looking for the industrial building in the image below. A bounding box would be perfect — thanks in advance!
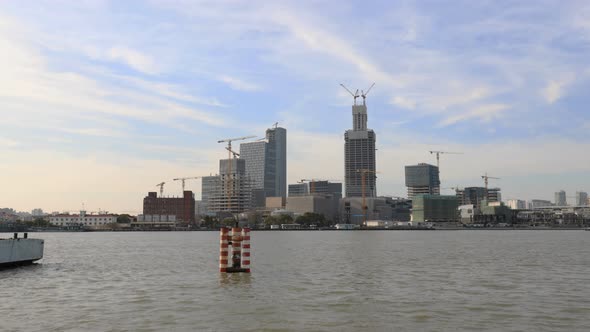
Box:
[240,126,287,206]
[288,181,342,199]
[456,187,501,209]
[343,88,377,198]
[201,158,252,215]
[405,163,440,199]
[143,191,196,223]
[411,195,458,223]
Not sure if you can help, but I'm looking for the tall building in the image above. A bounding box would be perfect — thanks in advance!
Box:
[143,191,195,223]
[554,190,566,206]
[201,158,252,214]
[405,163,440,199]
[575,191,588,206]
[344,99,376,197]
[240,126,287,205]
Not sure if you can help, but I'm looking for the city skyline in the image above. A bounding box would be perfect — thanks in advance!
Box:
[1,1,590,213]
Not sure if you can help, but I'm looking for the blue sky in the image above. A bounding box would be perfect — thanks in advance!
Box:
[1,0,589,213]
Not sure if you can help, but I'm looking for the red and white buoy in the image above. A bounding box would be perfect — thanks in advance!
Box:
[219,227,229,273]
[241,228,251,273]
[219,226,251,273]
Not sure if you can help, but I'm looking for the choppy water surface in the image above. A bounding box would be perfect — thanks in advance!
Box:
[1,231,589,331]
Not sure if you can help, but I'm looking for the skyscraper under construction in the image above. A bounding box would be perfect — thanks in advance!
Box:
[343,85,377,198]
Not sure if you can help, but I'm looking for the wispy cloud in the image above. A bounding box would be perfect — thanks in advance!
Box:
[217,75,262,92]
[107,46,158,75]
[542,76,574,104]
[438,104,510,127]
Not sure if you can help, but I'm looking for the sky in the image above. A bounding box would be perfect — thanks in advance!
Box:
[1,0,590,214]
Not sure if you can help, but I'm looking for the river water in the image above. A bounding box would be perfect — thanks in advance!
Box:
[1,231,589,331]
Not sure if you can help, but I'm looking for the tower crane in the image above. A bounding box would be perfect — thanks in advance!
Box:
[481,173,500,190]
[173,177,202,192]
[217,135,256,211]
[360,83,375,105]
[156,182,165,196]
[429,150,463,168]
[356,169,380,225]
[340,84,360,105]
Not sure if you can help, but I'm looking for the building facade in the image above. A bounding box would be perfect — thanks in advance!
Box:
[456,187,501,209]
[531,199,552,209]
[289,181,343,199]
[344,102,376,198]
[575,191,588,206]
[49,211,118,228]
[405,163,440,199]
[143,191,196,223]
[555,190,567,206]
[507,199,527,210]
[201,158,252,214]
[411,195,459,223]
[240,126,287,205]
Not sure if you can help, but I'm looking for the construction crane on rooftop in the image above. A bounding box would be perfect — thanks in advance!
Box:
[340,84,360,105]
[429,150,463,169]
[217,135,256,211]
[156,182,165,196]
[481,173,500,190]
[173,177,201,192]
[360,83,375,105]
[356,169,380,225]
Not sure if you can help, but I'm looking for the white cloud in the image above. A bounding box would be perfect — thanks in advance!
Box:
[217,75,262,92]
[391,96,416,109]
[542,77,573,104]
[107,46,158,75]
[438,104,510,127]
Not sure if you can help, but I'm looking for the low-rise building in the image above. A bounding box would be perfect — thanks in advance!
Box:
[286,194,339,221]
[49,211,118,229]
[411,195,459,223]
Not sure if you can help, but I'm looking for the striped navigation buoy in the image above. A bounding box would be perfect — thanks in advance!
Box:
[219,227,229,273]
[219,226,251,273]
[241,228,251,273]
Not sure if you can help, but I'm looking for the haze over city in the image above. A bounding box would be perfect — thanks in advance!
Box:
[1,0,590,213]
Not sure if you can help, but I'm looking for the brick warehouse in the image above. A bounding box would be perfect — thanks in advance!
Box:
[143,191,196,223]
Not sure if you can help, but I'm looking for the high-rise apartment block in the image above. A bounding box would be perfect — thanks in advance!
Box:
[554,190,566,206]
[240,126,287,206]
[405,163,440,199]
[344,101,376,197]
[575,191,588,206]
[201,158,252,214]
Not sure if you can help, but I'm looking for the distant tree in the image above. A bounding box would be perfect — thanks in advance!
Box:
[200,216,220,229]
[278,214,293,224]
[296,213,328,227]
[221,217,236,227]
[117,214,131,223]
[264,216,281,226]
